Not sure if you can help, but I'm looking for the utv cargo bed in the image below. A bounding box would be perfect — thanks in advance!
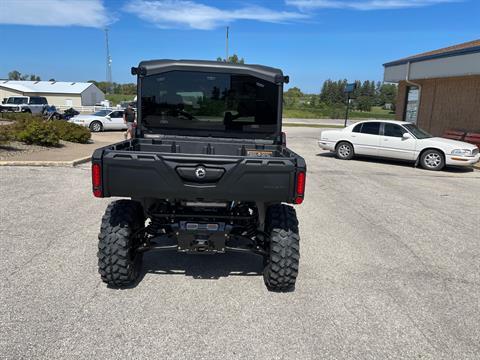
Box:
[92,136,305,203]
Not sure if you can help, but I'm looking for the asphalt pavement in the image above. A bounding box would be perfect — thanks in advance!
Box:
[1,127,479,359]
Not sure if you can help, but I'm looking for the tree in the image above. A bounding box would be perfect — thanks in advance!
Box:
[356,95,373,112]
[378,83,397,106]
[8,70,22,80]
[8,70,40,81]
[320,79,347,105]
[284,87,304,107]
[216,54,245,64]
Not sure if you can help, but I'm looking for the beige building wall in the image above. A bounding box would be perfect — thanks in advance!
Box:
[0,87,23,101]
[40,93,83,107]
[0,87,83,107]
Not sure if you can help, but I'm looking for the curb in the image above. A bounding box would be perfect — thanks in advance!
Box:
[0,156,91,167]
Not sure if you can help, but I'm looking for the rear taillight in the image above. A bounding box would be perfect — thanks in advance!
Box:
[92,163,103,198]
[295,171,306,204]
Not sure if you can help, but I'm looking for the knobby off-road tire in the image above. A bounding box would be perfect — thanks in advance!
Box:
[263,204,300,292]
[98,200,145,288]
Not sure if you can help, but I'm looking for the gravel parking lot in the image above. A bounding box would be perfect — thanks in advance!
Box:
[1,128,479,359]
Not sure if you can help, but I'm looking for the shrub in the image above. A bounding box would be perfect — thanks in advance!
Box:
[0,112,40,122]
[16,120,60,147]
[52,120,91,144]
[0,125,12,145]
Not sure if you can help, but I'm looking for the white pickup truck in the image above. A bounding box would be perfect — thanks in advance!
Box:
[0,96,48,114]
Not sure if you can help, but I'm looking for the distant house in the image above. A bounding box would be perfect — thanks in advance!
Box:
[383,39,480,136]
[0,80,105,107]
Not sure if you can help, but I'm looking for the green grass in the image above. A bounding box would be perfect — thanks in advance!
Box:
[283,106,395,120]
[106,94,135,105]
[283,123,343,128]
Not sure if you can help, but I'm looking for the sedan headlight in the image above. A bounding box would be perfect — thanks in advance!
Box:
[451,149,472,156]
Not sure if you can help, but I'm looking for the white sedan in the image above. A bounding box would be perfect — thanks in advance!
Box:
[318,120,479,171]
[69,109,127,132]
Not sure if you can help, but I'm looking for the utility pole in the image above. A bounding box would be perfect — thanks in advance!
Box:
[105,28,112,94]
[344,82,357,127]
[344,93,351,128]
[225,26,229,62]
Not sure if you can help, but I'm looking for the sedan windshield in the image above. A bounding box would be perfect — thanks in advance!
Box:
[140,71,278,137]
[403,123,432,139]
[93,110,110,117]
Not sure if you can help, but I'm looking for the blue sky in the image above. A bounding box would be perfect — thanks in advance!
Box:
[0,0,478,93]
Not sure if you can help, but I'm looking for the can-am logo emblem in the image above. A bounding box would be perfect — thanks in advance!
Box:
[195,166,207,179]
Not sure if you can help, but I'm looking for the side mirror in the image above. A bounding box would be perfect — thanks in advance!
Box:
[106,115,111,120]
[402,132,412,139]
[1,98,6,104]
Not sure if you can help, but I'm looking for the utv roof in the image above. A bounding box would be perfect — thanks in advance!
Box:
[133,59,288,84]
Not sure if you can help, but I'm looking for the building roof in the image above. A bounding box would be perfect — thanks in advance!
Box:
[136,59,287,84]
[384,39,480,67]
[0,80,95,94]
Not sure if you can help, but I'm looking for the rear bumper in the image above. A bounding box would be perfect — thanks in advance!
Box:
[446,154,480,166]
[318,140,336,151]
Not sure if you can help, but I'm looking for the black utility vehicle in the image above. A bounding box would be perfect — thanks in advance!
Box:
[92,60,306,292]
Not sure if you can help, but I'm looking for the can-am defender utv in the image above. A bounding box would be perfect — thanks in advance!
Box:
[92,60,306,292]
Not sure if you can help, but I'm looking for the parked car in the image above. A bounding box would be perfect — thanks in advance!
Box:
[318,120,480,171]
[69,109,126,132]
[0,96,48,114]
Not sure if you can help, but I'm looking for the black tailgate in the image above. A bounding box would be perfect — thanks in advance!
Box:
[99,151,298,202]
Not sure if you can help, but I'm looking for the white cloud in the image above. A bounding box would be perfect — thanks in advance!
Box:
[124,0,307,30]
[286,0,460,11]
[0,0,111,28]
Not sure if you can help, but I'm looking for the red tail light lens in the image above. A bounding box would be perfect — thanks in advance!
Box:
[295,171,306,204]
[92,163,103,198]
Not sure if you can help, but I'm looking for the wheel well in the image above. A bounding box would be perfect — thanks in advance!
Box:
[418,147,446,162]
[335,140,354,150]
[415,147,447,166]
[90,120,103,128]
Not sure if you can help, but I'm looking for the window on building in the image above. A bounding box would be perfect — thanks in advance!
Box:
[404,86,419,123]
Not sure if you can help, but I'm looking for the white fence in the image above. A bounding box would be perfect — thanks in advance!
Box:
[54,105,125,113]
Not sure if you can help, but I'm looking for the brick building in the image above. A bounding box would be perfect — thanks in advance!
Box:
[383,39,480,136]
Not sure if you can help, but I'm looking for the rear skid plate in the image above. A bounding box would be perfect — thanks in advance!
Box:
[136,221,267,256]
